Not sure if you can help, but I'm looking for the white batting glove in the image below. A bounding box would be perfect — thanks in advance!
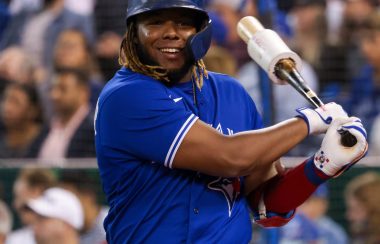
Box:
[313,117,368,178]
[296,102,348,135]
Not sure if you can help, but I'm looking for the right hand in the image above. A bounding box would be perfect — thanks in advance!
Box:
[296,102,348,135]
[313,117,368,178]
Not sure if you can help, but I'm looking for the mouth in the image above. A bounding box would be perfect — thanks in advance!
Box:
[159,48,182,54]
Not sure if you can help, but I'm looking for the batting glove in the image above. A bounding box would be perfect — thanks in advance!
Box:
[313,117,368,178]
[296,102,348,135]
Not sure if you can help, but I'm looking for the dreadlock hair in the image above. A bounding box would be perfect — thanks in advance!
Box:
[119,20,208,89]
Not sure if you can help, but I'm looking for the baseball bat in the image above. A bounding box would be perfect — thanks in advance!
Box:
[237,16,357,147]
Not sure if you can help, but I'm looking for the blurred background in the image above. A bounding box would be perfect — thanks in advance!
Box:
[0,0,380,243]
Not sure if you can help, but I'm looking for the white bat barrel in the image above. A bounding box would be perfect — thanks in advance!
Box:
[237,16,302,85]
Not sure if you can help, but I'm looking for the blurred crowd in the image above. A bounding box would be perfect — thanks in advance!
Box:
[0,0,380,161]
[1,0,380,242]
[0,168,108,244]
[1,168,380,244]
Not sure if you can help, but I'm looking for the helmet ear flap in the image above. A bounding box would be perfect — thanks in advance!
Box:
[186,19,213,62]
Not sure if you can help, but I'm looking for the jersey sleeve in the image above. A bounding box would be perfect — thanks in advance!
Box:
[96,80,197,168]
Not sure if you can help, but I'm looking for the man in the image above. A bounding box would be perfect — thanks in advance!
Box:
[94,0,368,243]
[6,168,56,244]
[26,187,84,244]
[38,67,96,162]
[59,170,108,244]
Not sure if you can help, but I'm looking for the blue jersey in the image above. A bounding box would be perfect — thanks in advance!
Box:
[95,67,263,243]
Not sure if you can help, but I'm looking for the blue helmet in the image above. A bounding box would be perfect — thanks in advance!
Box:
[126,0,212,62]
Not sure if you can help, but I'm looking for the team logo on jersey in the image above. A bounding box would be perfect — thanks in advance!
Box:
[210,123,234,135]
[208,177,241,217]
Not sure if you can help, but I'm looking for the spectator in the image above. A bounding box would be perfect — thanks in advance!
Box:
[38,67,95,162]
[0,83,47,158]
[0,46,36,92]
[339,0,378,80]
[346,9,380,137]
[59,170,108,244]
[6,168,56,244]
[0,200,12,244]
[94,0,128,81]
[288,0,349,96]
[206,0,258,68]
[26,187,84,244]
[20,0,94,70]
[289,0,327,69]
[53,29,104,109]
[345,171,380,243]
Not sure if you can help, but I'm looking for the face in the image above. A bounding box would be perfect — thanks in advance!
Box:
[54,30,89,68]
[345,0,375,24]
[291,5,324,32]
[1,85,35,128]
[0,48,31,84]
[50,73,87,118]
[13,180,42,225]
[345,195,368,232]
[135,8,198,80]
[33,216,70,244]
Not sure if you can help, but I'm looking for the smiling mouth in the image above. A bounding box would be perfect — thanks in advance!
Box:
[159,48,181,53]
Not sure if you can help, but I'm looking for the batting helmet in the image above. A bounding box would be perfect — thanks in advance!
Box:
[126,0,212,62]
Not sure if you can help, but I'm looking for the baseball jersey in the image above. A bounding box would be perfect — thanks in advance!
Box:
[95,67,263,243]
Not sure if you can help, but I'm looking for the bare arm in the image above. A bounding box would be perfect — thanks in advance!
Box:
[172,117,307,177]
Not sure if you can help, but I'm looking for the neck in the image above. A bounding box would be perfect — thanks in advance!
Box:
[178,69,193,83]
[57,105,86,126]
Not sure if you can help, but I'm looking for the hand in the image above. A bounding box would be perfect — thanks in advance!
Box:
[296,102,348,134]
[313,117,368,177]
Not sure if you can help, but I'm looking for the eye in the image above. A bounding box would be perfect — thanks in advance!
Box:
[149,21,162,26]
[145,18,164,26]
[177,20,195,28]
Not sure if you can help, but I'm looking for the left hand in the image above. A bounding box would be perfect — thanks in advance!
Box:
[296,102,348,135]
[313,117,368,177]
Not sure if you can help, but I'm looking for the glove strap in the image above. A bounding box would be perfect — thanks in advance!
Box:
[304,157,330,185]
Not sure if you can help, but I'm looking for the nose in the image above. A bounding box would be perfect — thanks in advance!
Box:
[162,21,179,40]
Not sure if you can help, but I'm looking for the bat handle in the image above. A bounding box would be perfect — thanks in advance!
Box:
[274,61,358,148]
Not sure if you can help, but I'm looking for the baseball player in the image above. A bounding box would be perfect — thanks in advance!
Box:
[94,0,368,243]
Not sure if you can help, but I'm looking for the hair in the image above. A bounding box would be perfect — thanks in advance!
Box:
[5,83,44,124]
[54,28,100,79]
[119,18,208,89]
[54,66,90,87]
[345,171,380,243]
[59,169,100,197]
[17,168,57,190]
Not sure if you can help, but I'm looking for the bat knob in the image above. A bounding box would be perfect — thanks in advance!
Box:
[339,130,358,147]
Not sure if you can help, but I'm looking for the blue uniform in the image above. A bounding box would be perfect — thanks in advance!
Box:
[95,67,263,243]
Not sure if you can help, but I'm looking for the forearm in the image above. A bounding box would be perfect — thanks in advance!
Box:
[227,118,308,175]
[247,158,329,214]
[173,118,308,177]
